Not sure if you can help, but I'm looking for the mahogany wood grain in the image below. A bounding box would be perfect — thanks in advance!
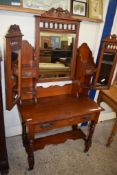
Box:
[34,129,87,150]
[37,84,72,98]
[5,10,101,170]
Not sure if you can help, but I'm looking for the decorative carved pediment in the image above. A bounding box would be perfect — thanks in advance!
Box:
[6,24,23,37]
[103,34,117,50]
[105,34,117,43]
[42,7,72,19]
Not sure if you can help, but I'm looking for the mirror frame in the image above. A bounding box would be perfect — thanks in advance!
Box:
[94,34,117,89]
[35,7,81,82]
[5,25,23,110]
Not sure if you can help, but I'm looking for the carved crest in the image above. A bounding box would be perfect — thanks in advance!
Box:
[42,7,72,19]
[105,34,117,43]
[6,24,23,37]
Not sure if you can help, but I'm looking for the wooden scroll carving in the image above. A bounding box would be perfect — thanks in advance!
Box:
[41,7,72,19]
[73,43,96,96]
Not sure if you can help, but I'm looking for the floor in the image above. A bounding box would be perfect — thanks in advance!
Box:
[6,120,117,175]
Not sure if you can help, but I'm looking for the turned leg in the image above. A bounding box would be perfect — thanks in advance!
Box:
[22,123,35,170]
[27,139,34,170]
[84,120,97,152]
[106,116,117,147]
[22,122,29,147]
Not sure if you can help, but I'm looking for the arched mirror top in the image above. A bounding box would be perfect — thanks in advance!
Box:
[35,8,81,82]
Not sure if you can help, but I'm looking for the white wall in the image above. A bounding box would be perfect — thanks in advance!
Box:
[0,0,110,137]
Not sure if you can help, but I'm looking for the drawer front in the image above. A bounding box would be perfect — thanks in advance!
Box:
[34,114,96,133]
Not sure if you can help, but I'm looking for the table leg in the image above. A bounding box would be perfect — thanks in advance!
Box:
[106,115,117,146]
[22,122,28,147]
[22,123,34,170]
[84,117,98,152]
[27,139,34,170]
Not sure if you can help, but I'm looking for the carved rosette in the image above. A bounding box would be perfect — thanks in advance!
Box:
[42,7,72,19]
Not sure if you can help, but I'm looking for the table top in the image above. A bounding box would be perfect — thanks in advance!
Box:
[101,86,117,104]
[19,94,101,124]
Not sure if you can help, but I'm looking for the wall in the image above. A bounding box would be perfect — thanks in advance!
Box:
[0,0,110,137]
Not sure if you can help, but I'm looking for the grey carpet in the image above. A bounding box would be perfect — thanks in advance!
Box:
[6,120,117,175]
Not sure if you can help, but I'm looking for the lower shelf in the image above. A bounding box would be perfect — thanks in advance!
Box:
[34,128,87,150]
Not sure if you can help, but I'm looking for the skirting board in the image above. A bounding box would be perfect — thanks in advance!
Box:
[5,125,22,137]
[98,111,116,122]
[5,112,116,137]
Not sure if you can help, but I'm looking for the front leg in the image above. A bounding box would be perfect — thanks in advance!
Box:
[27,139,34,170]
[25,125,35,170]
[84,119,97,152]
[106,116,117,146]
[22,122,28,147]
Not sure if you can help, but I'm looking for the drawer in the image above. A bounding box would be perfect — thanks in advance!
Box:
[34,114,96,133]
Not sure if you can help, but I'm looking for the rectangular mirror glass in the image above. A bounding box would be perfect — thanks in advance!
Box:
[39,32,75,79]
[96,52,115,87]
[11,49,21,101]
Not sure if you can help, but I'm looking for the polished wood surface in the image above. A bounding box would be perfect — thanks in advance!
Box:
[18,41,101,170]
[73,43,96,96]
[97,85,117,146]
[0,58,9,175]
[20,94,101,125]
[5,14,101,170]
[21,40,38,101]
[37,84,72,98]
[19,94,101,170]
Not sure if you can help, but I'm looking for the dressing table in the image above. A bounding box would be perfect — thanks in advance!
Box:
[5,8,101,170]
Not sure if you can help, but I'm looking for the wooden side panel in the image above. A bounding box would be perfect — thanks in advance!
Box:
[21,40,38,101]
[37,84,72,98]
[73,43,96,96]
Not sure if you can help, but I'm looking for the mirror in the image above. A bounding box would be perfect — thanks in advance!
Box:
[11,50,21,100]
[5,25,22,110]
[96,52,115,87]
[94,34,117,89]
[35,8,80,82]
[39,32,75,79]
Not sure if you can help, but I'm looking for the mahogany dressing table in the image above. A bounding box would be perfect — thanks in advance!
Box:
[5,8,101,170]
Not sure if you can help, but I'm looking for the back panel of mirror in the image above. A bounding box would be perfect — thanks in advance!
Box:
[5,25,23,110]
[35,8,80,82]
[94,35,117,89]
